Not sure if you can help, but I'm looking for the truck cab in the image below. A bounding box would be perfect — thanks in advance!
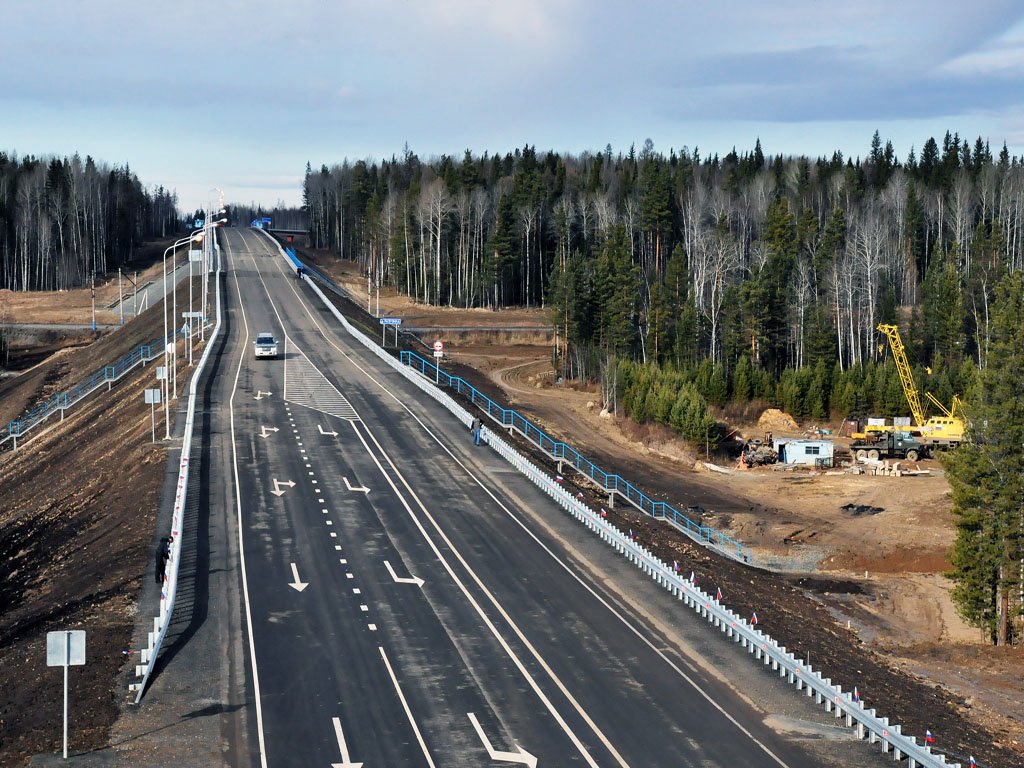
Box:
[850,430,927,462]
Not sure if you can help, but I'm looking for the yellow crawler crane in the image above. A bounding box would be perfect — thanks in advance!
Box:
[876,323,965,445]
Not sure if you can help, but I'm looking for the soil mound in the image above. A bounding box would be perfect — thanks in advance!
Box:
[757,408,799,432]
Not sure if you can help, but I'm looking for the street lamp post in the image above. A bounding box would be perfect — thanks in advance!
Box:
[163,233,201,435]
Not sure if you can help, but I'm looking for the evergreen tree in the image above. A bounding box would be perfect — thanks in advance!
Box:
[943,270,1024,644]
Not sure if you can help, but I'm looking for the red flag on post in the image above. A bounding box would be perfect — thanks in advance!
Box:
[751,612,758,625]
[716,586,723,601]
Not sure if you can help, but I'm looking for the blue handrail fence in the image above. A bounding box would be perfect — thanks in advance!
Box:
[1,328,185,448]
[399,350,751,563]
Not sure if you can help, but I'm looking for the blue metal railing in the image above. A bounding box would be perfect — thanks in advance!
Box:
[400,349,751,563]
[1,330,179,447]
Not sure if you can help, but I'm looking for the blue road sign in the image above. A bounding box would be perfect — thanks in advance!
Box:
[379,318,402,325]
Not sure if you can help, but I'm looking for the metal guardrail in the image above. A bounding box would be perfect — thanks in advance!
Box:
[130,248,223,701]
[399,350,750,563]
[0,332,186,450]
[280,241,962,768]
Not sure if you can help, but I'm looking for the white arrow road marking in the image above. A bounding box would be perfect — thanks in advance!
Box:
[468,713,538,767]
[318,424,339,436]
[258,425,279,439]
[330,717,363,768]
[288,562,308,592]
[254,390,273,400]
[379,647,435,767]
[271,479,296,497]
[343,476,370,494]
[383,560,424,588]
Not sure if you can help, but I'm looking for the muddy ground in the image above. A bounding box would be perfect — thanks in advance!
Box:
[0,276,201,767]
[1,242,1021,766]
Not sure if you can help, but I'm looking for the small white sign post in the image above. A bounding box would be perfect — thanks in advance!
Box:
[47,630,85,760]
[432,340,444,383]
[145,388,162,443]
[156,365,169,440]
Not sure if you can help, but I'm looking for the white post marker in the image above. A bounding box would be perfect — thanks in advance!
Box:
[433,339,443,383]
[144,388,162,443]
[156,365,169,440]
[467,712,538,767]
[47,630,86,760]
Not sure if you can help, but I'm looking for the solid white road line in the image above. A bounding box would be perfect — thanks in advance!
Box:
[274,253,795,768]
[348,419,607,768]
[226,238,269,768]
[251,238,604,765]
[378,646,436,768]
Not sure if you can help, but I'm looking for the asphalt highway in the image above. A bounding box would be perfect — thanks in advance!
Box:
[218,227,830,767]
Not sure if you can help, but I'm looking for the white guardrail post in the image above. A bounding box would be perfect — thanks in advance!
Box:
[265,234,959,768]
[130,244,223,702]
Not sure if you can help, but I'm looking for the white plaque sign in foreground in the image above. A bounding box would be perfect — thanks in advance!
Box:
[47,629,86,760]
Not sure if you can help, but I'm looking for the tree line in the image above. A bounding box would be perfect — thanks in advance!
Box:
[304,132,1023,384]
[0,152,178,291]
[305,133,1024,643]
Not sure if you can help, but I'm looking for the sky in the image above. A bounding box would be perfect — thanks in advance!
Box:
[4,0,1024,213]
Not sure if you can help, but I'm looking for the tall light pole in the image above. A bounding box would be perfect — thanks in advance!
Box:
[163,233,201,434]
[201,204,226,342]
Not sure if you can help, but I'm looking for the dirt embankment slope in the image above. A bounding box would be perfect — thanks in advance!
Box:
[0,281,198,766]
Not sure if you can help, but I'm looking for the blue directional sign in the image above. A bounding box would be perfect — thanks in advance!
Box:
[194,219,204,228]
[379,318,402,326]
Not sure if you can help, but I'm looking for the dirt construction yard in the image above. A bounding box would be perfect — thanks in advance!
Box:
[1,244,1021,766]
[309,247,1024,765]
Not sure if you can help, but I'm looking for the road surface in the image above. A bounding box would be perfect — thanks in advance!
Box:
[205,227,842,768]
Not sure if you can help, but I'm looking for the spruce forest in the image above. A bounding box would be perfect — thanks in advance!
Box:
[0,152,178,292]
[304,133,1023,425]
[306,133,1024,643]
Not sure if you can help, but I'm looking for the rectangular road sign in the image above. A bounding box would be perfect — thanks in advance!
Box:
[182,311,204,318]
[47,630,85,667]
[379,317,402,326]
[156,366,167,380]
[188,250,203,262]
[433,350,443,358]
[144,388,162,404]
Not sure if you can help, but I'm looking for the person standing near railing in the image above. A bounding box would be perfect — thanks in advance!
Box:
[470,417,482,445]
[154,536,172,584]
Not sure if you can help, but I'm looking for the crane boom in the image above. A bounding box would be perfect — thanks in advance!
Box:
[877,324,925,427]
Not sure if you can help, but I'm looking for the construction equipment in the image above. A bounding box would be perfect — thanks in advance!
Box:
[850,430,929,462]
[876,324,965,446]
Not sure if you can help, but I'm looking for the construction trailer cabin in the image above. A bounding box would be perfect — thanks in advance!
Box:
[773,438,835,467]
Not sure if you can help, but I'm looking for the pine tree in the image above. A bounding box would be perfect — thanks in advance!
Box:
[943,270,1024,644]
